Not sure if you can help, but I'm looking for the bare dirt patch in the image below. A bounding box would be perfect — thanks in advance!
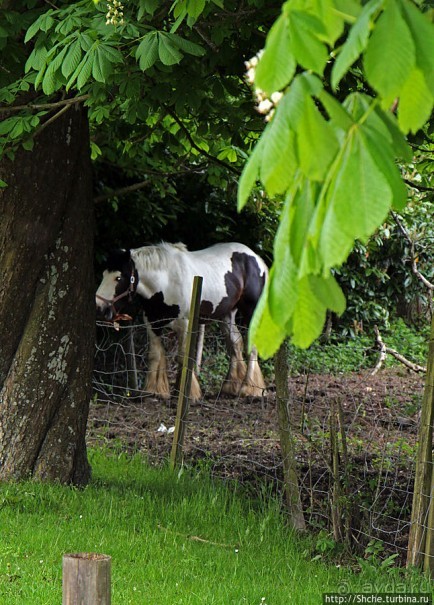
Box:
[88,366,424,562]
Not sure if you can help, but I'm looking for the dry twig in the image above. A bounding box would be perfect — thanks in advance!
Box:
[157,524,238,549]
[371,325,426,375]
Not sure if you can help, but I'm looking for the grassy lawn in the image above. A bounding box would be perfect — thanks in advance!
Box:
[0,449,431,604]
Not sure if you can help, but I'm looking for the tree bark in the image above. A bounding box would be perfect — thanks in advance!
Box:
[275,341,306,531]
[0,104,94,485]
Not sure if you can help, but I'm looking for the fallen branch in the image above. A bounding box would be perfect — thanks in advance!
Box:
[157,524,238,549]
[371,325,426,375]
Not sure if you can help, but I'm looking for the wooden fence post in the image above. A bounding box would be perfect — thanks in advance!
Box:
[170,276,203,469]
[407,315,434,574]
[275,340,305,531]
[63,553,111,605]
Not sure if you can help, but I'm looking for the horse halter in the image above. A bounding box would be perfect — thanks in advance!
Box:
[96,263,137,317]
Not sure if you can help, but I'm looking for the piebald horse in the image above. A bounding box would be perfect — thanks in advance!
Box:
[95,242,267,399]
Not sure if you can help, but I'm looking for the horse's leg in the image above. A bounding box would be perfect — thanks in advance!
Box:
[234,283,268,396]
[239,345,267,398]
[144,323,170,399]
[174,319,202,401]
[220,311,247,396]
[195,323,205,375]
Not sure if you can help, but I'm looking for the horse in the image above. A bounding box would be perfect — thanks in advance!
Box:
[95,242,268,400]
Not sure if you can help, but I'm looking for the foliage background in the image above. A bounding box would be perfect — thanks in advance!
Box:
[1,0,434,342]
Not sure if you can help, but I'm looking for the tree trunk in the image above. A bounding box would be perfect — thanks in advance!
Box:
[0,104,94,486]
[275,341,306,531]
[407,314,434,571]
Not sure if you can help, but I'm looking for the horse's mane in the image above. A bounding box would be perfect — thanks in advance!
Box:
[160,241,188,252]
[132,242,188,270]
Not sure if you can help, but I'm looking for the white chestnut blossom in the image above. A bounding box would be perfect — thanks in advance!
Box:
[106,0,125,25]
[245,50,284,122]
[271,91,283,105]
[257,99,273,115]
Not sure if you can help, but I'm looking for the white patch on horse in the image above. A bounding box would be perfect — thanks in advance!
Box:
[95,269,122,315]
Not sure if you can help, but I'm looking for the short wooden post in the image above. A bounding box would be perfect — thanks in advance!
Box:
[63,553,111,605]
[170,276,203,469]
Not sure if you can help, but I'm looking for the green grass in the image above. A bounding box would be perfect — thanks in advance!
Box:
[0,450,431,604]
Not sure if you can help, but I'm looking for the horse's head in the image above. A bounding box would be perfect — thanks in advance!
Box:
[96,249,138,321]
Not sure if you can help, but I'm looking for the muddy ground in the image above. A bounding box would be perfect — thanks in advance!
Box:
[88,363,425,562]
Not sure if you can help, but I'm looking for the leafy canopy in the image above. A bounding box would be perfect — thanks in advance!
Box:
[0,0,280,254]
[1,0,434,353]
[238,0,434,356]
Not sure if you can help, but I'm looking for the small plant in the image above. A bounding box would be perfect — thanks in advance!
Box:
[311,530,341,561]
[360,539,399,572]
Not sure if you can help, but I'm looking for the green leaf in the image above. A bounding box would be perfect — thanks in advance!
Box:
[135,32,159,71]
[374,108,412,163]
[260,110,297,196]
[25,44,48,73]
[400,0,434,94]
[254,14,296,95]
[268,196,298,325]
[42,46,67,95]
[364,1,415,106]
[319,127,392,270]
[168,33,205,57]
[79,33,94,52]
[248,282,287,359]
[331,0,384,90]
[9,119,25,139]
[290,273,345,348]
[289,180,317,265]
[275,73,323,132]
[288,10,329,75]
[344,93,412,161]
[61,39,82,79]
[237,137,264,211]
[76,51,94,90]
[291,276,328,348]
[0,117,17,136]
[0,179,7,188]
[297,96,340,181]
[24,14,47,43]
[138,0,159,18]
[311,0,345,46]
[398,67,433,135]
[34,63,47,90]
[100,44,123,64]
[158,33,183,66]
[308,274,346,315]
[39,14,55,33]
[362,124,407,211]
[186,0,206,24]
[92,45,113,83]
[22,137,34,151]
[317,89,354,132]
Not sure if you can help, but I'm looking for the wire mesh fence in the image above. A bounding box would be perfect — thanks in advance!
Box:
[89,319,429,565]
